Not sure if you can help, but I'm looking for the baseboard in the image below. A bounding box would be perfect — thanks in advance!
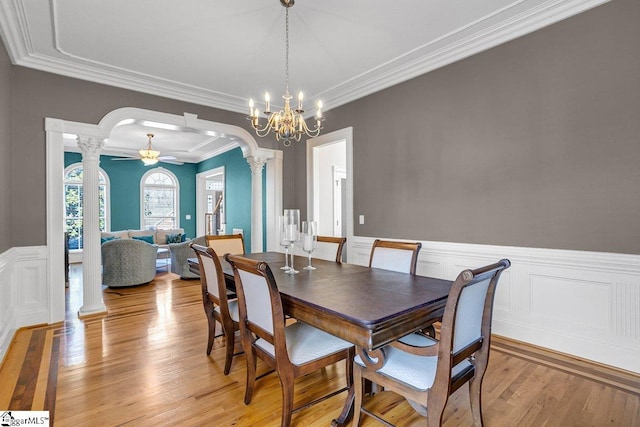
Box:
[491,335,640,395]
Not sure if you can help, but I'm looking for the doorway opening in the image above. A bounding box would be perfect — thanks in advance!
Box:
[307,127,353,262]
[197,167,225,236]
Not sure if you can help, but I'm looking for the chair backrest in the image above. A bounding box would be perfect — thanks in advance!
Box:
[432,259,511,396]
[315,236,347,263]
[225,254,286,351]
[369,239,422,274]
[191,243,228,308]
[206,233,245,256]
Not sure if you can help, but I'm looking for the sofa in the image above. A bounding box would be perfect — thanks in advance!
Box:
[169,236,206,279]
[100,228,187,246]
[102,238,158,287]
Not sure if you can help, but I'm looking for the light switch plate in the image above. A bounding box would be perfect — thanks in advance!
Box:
[359,215,365,225]
[185,214,191,220]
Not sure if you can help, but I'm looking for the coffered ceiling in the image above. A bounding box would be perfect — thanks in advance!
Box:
[0,0,607,162]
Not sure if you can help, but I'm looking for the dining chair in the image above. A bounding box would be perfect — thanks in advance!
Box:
[205,233,245,256]
[191,243,241,375]
[353,259,511,427]
[225,254,355,427]
[369,239,422,274]
[315,235,347,263]
[368,239,437,337]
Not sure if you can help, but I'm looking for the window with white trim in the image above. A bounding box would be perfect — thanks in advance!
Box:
[141,169,179,230]
[64,163,110,250]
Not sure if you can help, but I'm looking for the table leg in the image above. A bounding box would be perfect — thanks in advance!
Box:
[331,385,354,427]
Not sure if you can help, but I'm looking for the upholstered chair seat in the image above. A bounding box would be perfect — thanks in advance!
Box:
[355,334,471,391]
[214,299,239,323]
[254,321,352,366]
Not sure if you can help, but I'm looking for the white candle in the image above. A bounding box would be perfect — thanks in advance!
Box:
[287,224,297,240]
[303,235,313,251]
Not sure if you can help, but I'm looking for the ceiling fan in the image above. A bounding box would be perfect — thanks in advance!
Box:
[111,133,183,165]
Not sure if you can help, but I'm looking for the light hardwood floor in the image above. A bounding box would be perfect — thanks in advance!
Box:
[1,264,638,426]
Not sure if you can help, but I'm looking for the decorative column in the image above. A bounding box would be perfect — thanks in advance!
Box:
[265,153,283,252]
[77,136,107,316]
[247,156,267,253]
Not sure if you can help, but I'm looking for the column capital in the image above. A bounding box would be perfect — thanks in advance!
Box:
[247,156,267,175]
[77,136,105,161]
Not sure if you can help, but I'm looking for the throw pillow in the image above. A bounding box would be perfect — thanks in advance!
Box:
[132,235,155,244]
[100,236,118,245]
[166,233,183,244]
[181,233,187,242]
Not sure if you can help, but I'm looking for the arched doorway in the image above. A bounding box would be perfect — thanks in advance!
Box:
[46,107,282,320]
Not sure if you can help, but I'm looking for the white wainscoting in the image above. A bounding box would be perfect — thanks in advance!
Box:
[0,248,17,363]
[348,237,640,373]
[0,246,50,363]
[3,240,639,373]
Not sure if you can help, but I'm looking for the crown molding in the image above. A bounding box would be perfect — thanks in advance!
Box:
[0,0,610,114]
[320,0,611,109]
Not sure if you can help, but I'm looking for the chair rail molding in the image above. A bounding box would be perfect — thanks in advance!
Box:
[350,236,640,373]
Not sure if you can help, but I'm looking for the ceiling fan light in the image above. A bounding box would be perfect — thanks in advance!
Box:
[139,148,160,159]
[141,157,159,166]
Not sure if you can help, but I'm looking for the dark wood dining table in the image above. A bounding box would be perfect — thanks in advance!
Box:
[190,251,452,426]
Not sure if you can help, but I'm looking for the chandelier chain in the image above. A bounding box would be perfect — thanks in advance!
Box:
[285,6,289,96]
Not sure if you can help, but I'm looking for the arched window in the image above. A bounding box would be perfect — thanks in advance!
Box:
[141,168,179,230]
[64,163,110,250]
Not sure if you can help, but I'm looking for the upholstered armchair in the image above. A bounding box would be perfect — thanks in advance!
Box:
[169,236,206,279]
[101,239,158,287]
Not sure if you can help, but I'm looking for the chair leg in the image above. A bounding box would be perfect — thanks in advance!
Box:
[352,364,364,427]
[469,346,489,427]
[206,310,216,355]
[223,324,235,375]
[279,373,295,427]
[468,375,484,426]
[346,347,354,387]
[244,347,258,405]
[426,398,447,427]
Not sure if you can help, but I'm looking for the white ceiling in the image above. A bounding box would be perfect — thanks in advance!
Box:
[61,119,241,165]
[0,0,606,163]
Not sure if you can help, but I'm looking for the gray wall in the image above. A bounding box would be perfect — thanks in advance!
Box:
[2,0,639,255]
[294,0,640,255]
[0,42,11,253]
[9,67,257,247]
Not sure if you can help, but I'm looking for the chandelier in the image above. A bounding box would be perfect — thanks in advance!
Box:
[139,133,160,165]
[248,0,324,147]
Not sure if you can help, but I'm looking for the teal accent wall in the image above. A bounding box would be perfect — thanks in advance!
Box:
[197,148,257,252]
[64,152,198,238]
[66,146,263,252]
